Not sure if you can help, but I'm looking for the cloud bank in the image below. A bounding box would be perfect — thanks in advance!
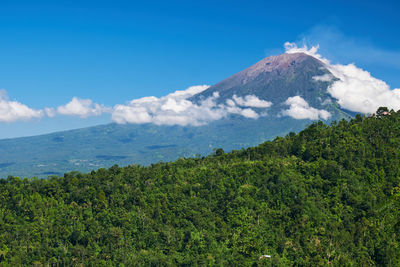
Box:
[285,42,400,114]
[0,92,110,123]
[3,40,400,125]
[112,85,272,125]
[0,86,273,126]
[281,96,331,120]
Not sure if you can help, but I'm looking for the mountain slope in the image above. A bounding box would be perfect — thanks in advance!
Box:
[0,52,352,178]
[0,116,312,178]
[194,53,331,106]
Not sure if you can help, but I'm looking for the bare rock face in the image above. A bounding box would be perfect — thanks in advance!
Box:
[238,52,312,79]
[192,53,333,111]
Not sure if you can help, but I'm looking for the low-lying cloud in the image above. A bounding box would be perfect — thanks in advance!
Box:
[231,95,272,108]
[0,92,111,123]
[112,85,271,125]
[0,90,43,122]
[57,97,110,118]
[0,86,273,125]
[312,73,334,82]
[285,42,400,114]
[281,96,331,120]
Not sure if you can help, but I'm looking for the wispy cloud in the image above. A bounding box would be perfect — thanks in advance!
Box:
[285,42,400,114]
[281,96,331,120]
[295,25,400,70]
[0,90,43,122]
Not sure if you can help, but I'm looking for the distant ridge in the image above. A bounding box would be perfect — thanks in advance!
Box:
[0,52,352,178]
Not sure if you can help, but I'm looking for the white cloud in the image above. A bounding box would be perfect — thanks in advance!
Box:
[0,85,271,125]
[297,25,400,70]
[285,42,322,59]
[111,85,272,125]
[240,108,259,119]
[167,85,209,98]
[112,105,152,124]
[57,97,110,118]
[327,64,400,113]
[313,74,334,82]
[0,90,43,122]
[284,42,329,64]
[225,104,260,119]
[232,95,272,108]
[281,96,331,120]
[44,107,56,117]
[285,42,400,114]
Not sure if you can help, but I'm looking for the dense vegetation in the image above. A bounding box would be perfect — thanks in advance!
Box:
[0,108,399,266]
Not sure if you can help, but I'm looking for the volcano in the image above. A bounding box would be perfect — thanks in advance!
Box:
[0,52,351,178]
[192,52,345,118]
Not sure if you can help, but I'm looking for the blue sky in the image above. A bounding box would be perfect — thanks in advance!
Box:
[0,0,399,138]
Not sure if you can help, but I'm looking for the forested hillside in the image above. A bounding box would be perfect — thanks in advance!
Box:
[0,108,399,266]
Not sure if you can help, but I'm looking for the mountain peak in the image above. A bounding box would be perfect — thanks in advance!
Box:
[235,52,314,82]
[193,52,331,107]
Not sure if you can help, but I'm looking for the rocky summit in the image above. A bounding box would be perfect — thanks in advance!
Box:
[193,53,334,110]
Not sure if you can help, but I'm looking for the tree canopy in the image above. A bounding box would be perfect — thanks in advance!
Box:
[0,109,400,266]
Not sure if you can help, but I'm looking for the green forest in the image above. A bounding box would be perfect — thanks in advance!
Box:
[1,107,400,266]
